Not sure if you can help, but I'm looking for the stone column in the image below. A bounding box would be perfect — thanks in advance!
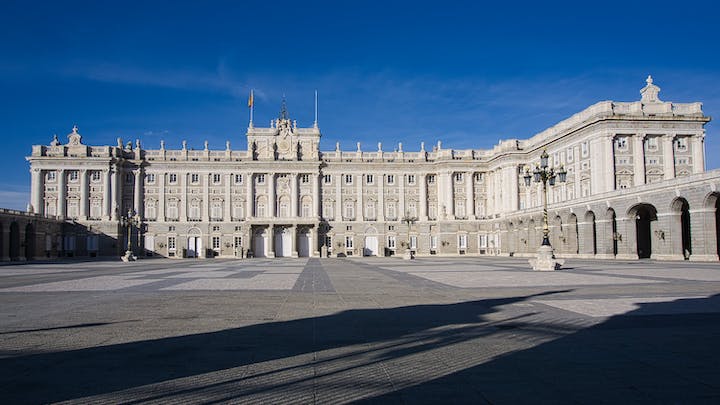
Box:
[662,134,675,180]
[246,173,254,218]
[594,218,615,259]
[158,171,165,221]
[466,171,474,219]
[692,134,705,173]
[378,173,385,221]
[291,173,298,218]
[267,225,275,258]
[30,168,43,215]
[356,174,363,221]
[268,173,276,218]
[180,172,188,222]
[614,216,636,260]
[419,173,427,220]
[311,226,319,257]
[689,207,719,261]
[58,169,66,220]
[398,173,405,218]
[224,173,232,221]
[291,225,298,257]
[202,173,210,222]
[633,134,646,187]
[79,169,88,220]
[103,169,111,220]
[133,168,143,218]
[335,174,342,220]
[110,168,119,220]
[313,174,320,218]
[446,173,454,218]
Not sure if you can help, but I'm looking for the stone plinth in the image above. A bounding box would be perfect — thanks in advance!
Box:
[121,251,137,262]
[529,245,564,271]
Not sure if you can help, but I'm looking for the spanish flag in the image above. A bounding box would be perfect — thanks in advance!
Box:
[248,90,254,108]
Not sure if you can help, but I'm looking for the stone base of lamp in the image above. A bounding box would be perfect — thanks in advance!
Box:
[403,251,414,260]
[121,250,137,262]
[528,245,564,271]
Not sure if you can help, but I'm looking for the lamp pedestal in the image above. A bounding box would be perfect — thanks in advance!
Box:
[529,245,563,271]
[121,250,137,262]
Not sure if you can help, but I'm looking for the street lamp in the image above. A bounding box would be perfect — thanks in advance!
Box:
[524,150,567,271]
[402,211,418,260]
[120,208,139,262]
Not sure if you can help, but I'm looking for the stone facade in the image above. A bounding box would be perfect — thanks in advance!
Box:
[23,77,720,261]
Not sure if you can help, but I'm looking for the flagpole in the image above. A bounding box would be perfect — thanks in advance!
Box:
[314,90,318,128]
[249,89,254,127]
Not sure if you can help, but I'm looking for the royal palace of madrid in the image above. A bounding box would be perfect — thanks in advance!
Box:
[2,76,719,262]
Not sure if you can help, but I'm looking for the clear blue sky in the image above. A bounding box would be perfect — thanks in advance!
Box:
[1,0,719,210]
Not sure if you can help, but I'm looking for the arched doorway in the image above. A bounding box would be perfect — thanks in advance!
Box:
[584,211,597,255]
[606,208,618,257]
[186,227,202,258]
[9,222,20,261]
[24,223,35,261]
[671,198,692,259]
[631,204,657,259]
[568,213,579,254]
[363,226,379,256]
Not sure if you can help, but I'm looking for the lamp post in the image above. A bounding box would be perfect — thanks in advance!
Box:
[402,211,417,260]
[523,150,567,271]
[120,208,139,262]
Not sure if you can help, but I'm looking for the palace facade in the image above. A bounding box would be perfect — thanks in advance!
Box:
[12,76,720,261]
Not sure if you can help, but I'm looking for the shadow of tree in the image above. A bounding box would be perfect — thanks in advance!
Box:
[0,290,569,403]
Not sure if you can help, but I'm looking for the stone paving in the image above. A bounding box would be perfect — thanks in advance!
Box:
[0,256,719,404]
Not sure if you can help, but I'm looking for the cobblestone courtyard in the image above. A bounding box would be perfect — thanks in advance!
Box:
[1,257,720,404]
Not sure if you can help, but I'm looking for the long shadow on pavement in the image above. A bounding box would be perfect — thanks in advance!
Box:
[0,291,565,403]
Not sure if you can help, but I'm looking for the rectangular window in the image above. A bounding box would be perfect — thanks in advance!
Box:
[213,174,221,184]
[430,235,438,250]
[68,171,79,182]
[387,175,395,185]
[427,174,436,184]
[234,236,242,248]
[345,174,353,184]
[212,236,220,250]
[676,137,688,150]
[646,136,658,150]
[257,174,265,184]
[474,173,483,182]
[46,171,56,182]
[191,173,200,184]
[323,174,332,183]
[410,235,417,249]
[581,142,589,157]
[212,225,220,231]
[91,171,102,182]
[366,174,374,184]
[458,234,467,249]
[454,173,463,182]
[168,236,176,250]
[234,174,243,184]
[345,236,353,249]
[407,174,416,184]
[387,235,396,249]
[300,174,310,183]
[169,173,177,184]
[146,173,155,184]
